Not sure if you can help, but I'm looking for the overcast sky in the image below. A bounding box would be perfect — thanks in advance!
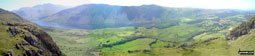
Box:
[0,0,254,10]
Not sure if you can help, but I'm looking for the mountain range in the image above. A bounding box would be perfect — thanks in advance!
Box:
[14,4,254,29]
[13,3,69,20]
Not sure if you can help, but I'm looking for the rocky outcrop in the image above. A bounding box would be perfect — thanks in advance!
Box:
[227,16,255,40]
[0,8,64,56]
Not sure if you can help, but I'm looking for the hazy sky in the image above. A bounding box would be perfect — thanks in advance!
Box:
[0,0,254,10]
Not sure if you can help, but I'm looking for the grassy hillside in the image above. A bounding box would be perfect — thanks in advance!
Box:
[42,27,92,56]
[0,8,64,56]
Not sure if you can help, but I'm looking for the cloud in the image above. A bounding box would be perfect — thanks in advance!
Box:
[79,0,254,10]
[39,0,91,7]
[89,0,253,9]
[0,0,254,10]
[0,0,41,10]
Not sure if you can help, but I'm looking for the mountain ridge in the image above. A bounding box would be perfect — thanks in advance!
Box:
[42,4,252,29]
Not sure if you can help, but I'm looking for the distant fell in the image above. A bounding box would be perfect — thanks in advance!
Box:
[13,3,69,20]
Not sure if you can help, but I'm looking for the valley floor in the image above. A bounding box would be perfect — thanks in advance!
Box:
[42,15,255,56]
